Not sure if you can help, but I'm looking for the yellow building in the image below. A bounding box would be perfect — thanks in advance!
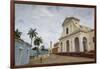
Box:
[57,17,95,53]
[52,42,59,53]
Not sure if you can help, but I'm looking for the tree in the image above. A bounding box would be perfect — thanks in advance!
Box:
[27,28,38,47]
[15,29,22,39]
[34,37,43,56]
[32,47,38,50]
[41,45,45,50]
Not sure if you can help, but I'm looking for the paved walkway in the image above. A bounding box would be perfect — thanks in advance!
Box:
[29,54,95,65]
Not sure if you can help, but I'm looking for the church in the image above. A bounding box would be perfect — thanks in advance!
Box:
[55,17,95,53]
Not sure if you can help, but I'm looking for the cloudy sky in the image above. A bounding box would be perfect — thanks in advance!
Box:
[15,4,94,48]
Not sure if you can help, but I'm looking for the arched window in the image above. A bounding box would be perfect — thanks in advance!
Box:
[66,40,69,52]
[61,42,63,52]
[93,37,95,42]
[83,37,87,52]
[66,28,68,34]
[74,37,80,52]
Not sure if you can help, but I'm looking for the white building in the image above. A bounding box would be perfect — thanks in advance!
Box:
[58,17,95,53]
[15,39,31,66]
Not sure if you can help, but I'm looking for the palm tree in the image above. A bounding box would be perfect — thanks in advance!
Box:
[27,28,38,46]
[34,37,43,56]
[15,29,22,39]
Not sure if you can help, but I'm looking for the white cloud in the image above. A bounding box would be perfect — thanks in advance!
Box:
[15,4,94,48]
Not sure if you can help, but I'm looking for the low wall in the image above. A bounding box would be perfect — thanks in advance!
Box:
[55,52,95,58]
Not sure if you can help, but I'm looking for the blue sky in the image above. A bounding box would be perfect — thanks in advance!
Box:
[15,4,94,48]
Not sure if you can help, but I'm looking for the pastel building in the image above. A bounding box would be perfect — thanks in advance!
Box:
[57,17,95,53]
[15,39,31,66]
[30,49,49,57]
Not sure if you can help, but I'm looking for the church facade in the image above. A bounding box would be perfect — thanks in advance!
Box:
[57,17,95,53]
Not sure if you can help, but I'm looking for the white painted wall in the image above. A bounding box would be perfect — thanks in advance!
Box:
[59,18,94,53]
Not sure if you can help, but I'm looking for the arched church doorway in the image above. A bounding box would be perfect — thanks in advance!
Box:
[60,42,63,52]
[74,37,80,52]
[66,40,69,52]
[83,37,87,52]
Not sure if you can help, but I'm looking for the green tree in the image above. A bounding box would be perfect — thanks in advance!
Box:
[15,29,22,39]
[27,28,38,46]
[34,37,43,56]
[41,45,45,50]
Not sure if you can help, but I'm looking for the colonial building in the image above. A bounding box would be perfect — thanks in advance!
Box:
[30,48,49,57]
[52,42,59,53]
[57,17,95,53]
[15,39,31,66]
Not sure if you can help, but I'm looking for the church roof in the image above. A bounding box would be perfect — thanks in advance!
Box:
[65,17,80,21]
[62,17,80,26]
[79,25,93,32]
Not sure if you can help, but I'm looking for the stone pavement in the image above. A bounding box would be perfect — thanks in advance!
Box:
[29,54,95,65]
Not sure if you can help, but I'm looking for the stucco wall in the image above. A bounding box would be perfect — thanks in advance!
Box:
[15,39,31,66]
[30,49,48,57]
[61,19,80,37]
[88,31,95,51]
[58,17,94,53]
[59,32,81,52]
